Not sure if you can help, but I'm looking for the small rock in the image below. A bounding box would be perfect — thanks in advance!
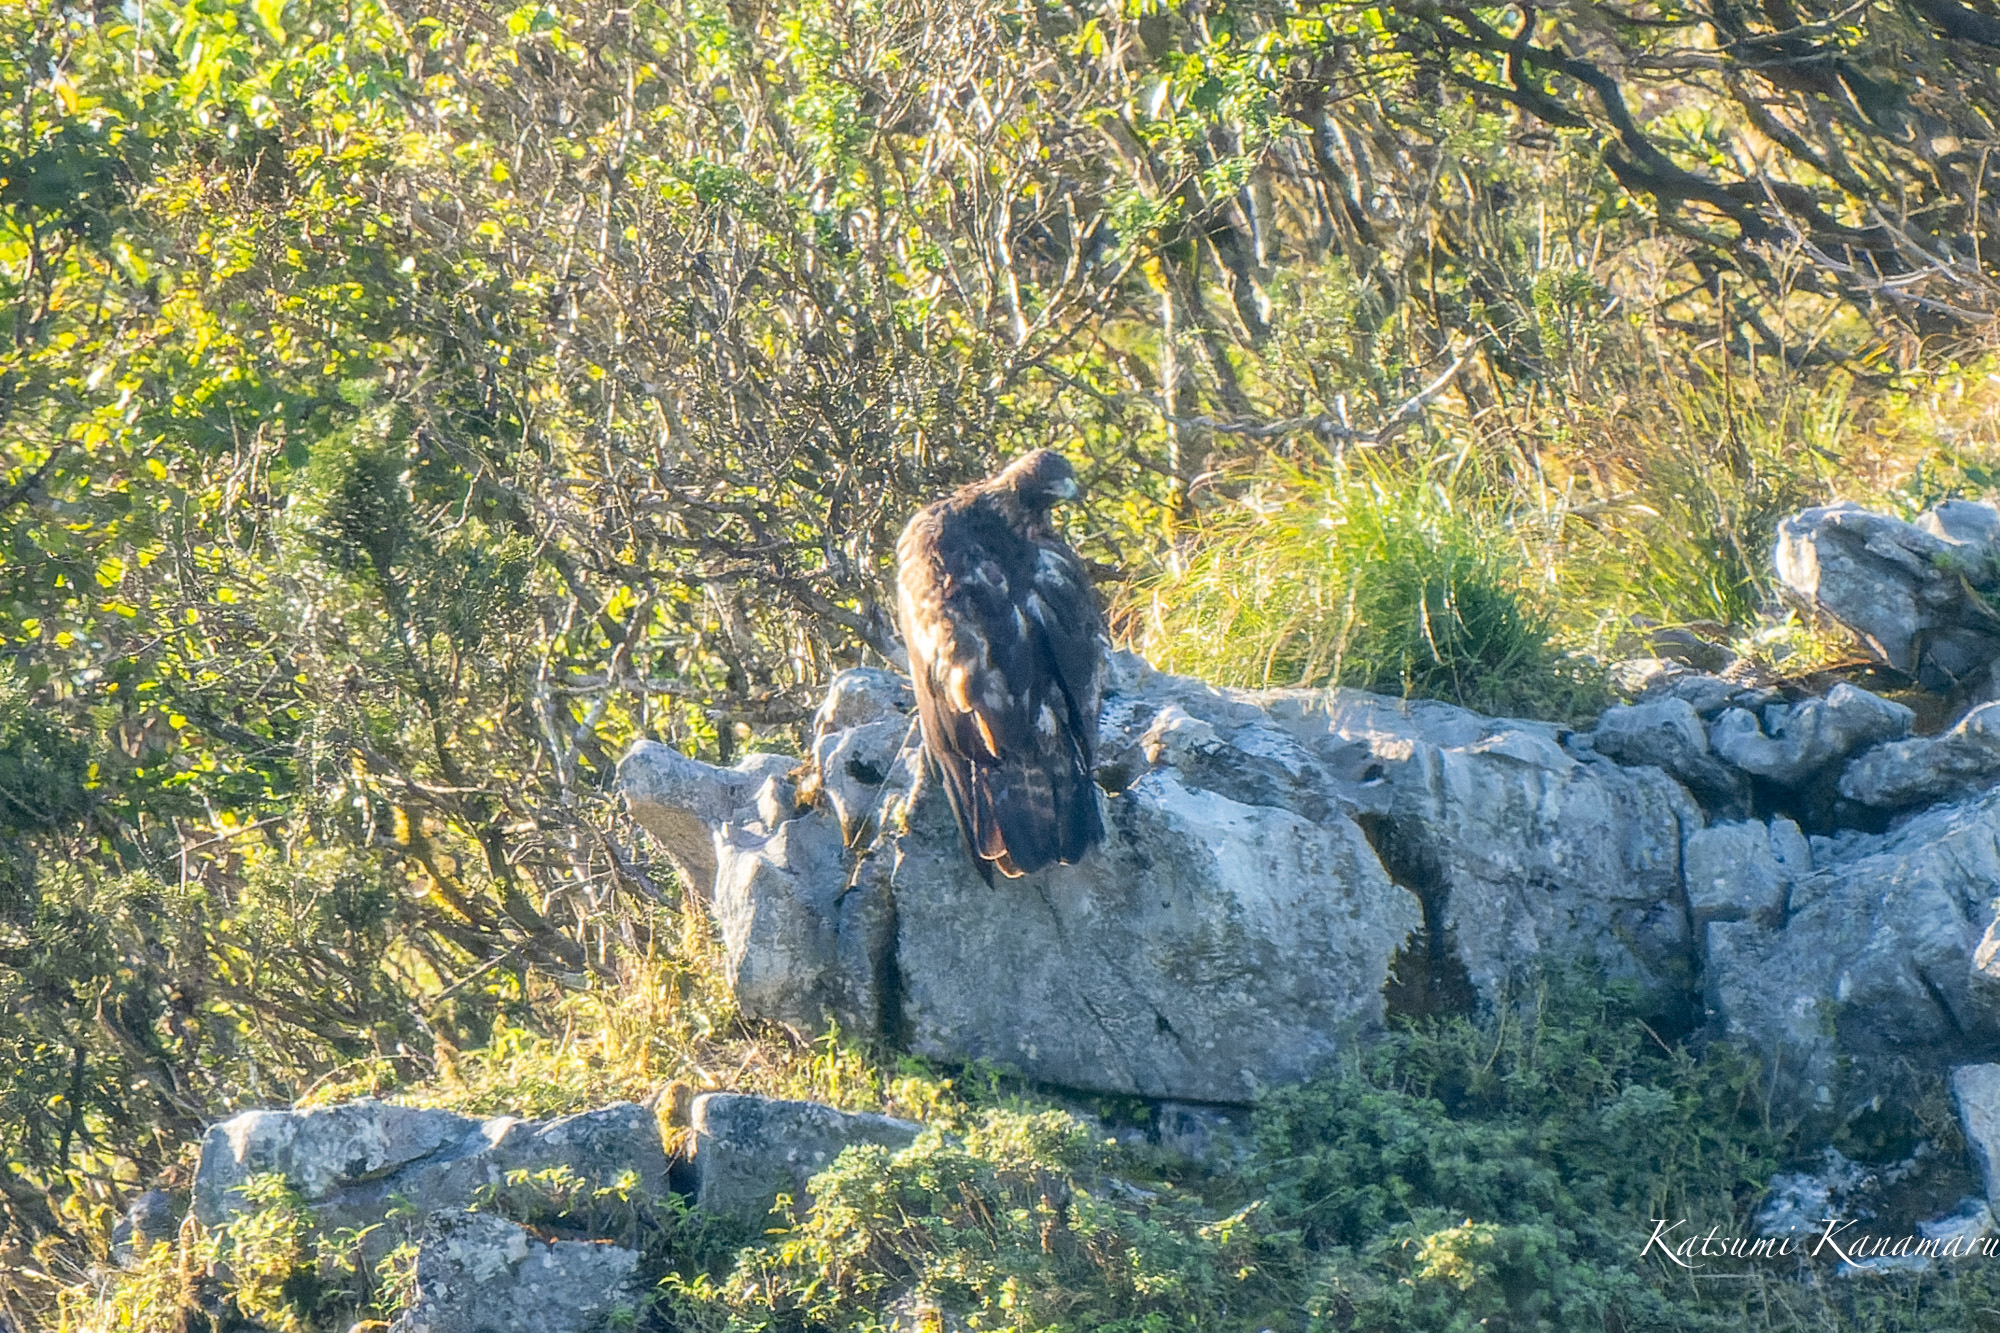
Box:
[1919,1196,1993,1248]
[385,1209,639,1333]
[1775,501,2000,691]
[1953,1064,2000,1204]
[1840,700,2000,808]
[1150,1102,1247,1163]
[1709,683,1913,787]
[110,1189,177,1267]
[1683,820,1797,928]
[808,668,916,845]
[1591,698,1749,812]
[1918,498,2000,552]
[194,1100,668,1261]
[1647,625,1737,673]
[1610,658,1781,717]
[690,1093,922,1228]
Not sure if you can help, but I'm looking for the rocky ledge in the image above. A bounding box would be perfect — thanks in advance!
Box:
[621,496,2000,1125]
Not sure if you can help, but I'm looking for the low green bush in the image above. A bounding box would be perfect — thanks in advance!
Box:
[669,974,2000,1333]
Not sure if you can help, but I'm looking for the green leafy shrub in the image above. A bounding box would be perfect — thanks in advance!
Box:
[656,974,2000,1333]
[668,1108,1299,1333]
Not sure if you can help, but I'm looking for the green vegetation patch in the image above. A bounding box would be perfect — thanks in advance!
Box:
[1139,455,1606,722]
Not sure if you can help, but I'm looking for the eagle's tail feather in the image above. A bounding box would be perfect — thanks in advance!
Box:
[1053,755,1104,865]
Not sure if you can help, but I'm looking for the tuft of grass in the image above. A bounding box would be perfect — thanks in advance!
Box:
[1136,452,1606,721]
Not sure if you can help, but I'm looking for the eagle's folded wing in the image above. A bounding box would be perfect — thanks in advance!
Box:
[897,511,1103,876]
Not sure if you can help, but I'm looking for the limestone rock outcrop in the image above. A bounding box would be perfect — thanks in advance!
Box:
[193,1099,667,1258]
[1775,499,2000,693]
[1702,791,2000,1110]
[386,1209,641,1333]
[622,655,1706,1103]
[623,631,2000,1126]
[691,1092,923,1227]
[1706,682,1913,787]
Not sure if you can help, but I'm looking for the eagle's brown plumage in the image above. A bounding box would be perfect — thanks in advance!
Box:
[895,450,1106,879]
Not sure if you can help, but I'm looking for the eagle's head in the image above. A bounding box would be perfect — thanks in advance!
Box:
[996,449,1082,512]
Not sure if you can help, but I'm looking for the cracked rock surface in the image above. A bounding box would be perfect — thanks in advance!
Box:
[386,1208,640,1333]
[624,643,2000,1120]
[691,1092,923,1227]
[625,655,1699,1103]
[1775,499,2000,693]
[193,1099,668,1259]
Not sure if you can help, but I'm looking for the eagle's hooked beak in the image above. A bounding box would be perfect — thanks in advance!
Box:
[1050,476,1080,501]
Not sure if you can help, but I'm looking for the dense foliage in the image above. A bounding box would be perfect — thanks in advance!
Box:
[3,0,1999,1328]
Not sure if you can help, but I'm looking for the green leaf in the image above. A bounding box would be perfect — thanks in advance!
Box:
[251,0,285,42]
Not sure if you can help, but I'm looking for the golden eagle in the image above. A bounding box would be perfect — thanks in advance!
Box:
[895,450,1105,879]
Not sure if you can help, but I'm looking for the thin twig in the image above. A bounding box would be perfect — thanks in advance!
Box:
[1162,345,1475,445]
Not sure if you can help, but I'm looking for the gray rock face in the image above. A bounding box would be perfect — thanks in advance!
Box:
[1708,683,1912,787]
[625,658,1722,1103]
[1704,793,2000,1111]
[625,710,890,1036]
[1587,697,1749,813]
[1374,719,1697,1009]
[194,1099,668,1257]
[1920,498,2000,551]
[1683,818,1807,929]
[691,1093,921,1227]
[1840,701,2000,808]
[1953,1064,2000,1203]
[1775,501,2000,692]
[386,1209,639,1333]
[619,741,797,897]
[807,668,916,846]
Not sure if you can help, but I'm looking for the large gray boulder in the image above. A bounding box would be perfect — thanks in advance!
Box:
[1704,792,2000,1112]
[691,1093,922,1227]
[1840,700,2000,808]
[386,1208,640,1333]
[623,657,1712,1103]
[194,1099,667,1257]
[1363,717,1698,1010]
[1775,501,2000,692]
